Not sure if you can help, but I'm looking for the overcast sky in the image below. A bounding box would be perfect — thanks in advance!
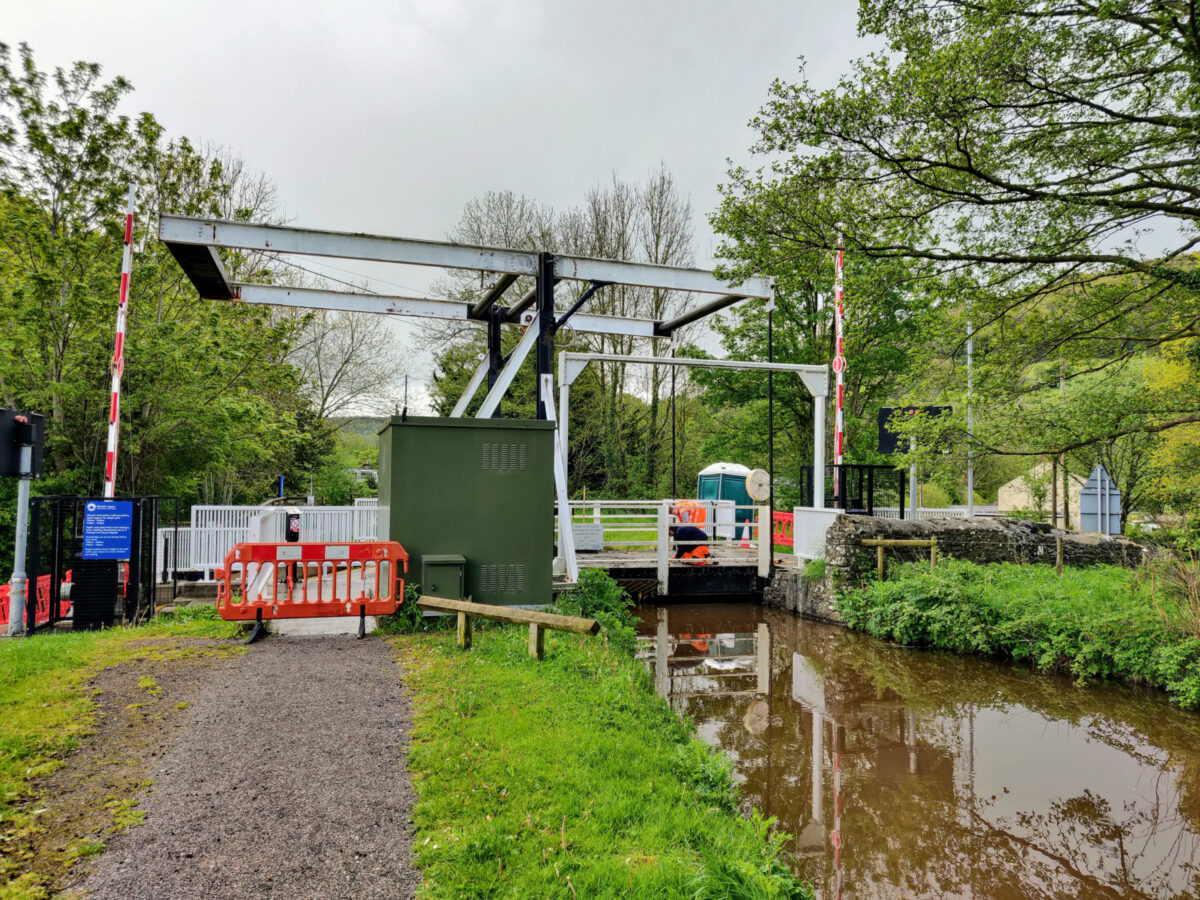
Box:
[7,0,871,410]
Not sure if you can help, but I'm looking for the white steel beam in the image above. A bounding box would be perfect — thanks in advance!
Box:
[476,324,538,418]
[554,255,772,298]
[560,352,827,382]
[450,356,491,417]
[228,283,661,338]
[540,374,578,583]
[558,352,828,500]
[563,312,661,339]
[161,215,539,275]
[233,283,470,321]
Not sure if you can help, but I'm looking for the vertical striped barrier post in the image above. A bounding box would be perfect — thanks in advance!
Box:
[832,234,847,494]
[103,185,136,499]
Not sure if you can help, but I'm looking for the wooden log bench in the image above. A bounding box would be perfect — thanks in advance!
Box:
[416,596,599,660]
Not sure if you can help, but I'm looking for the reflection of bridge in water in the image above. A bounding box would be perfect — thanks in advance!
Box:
[636,602,1200,900]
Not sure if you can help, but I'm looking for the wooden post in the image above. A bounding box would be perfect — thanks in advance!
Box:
[1056,536,1063,577]
[528,622,545,660]
[457,611,472,649]
[877,544,885,581]
[930,535,938,572]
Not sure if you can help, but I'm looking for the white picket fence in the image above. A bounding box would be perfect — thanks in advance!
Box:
[154,526,192,582]
[185,503,380,576]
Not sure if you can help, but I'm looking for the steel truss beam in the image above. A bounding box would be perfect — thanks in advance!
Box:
[161,216,771,298]
[234,283,470,320]
[225,283,660,338]
[656,294,745,336]
[160,215,539,275]
[553,255,771,299]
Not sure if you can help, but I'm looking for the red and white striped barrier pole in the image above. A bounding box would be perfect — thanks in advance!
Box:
[102,184,136,499]
[832,234,847,492]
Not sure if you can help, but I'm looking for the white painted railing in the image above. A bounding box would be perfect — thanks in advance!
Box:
[188,504,380,576]
[559,500,770,594]
[874,507,969,520]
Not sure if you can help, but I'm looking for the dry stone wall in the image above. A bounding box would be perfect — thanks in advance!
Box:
[765,515,1154,626]
[825,515,1151,585]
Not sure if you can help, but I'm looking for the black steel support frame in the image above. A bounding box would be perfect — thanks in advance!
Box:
[535,252,556,420]
[486,304,505,418]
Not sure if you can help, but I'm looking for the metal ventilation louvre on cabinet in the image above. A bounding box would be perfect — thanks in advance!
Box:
[377,416,554,607]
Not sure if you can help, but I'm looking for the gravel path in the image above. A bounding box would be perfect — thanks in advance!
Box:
[73,635,420,899]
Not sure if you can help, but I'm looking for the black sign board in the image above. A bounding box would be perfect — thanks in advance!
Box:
[0,409,46,477]
[878,405,952,455]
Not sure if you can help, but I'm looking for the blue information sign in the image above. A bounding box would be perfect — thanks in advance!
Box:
[82,500,134,560]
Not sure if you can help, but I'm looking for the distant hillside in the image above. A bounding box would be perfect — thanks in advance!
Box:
[333,416,387,441]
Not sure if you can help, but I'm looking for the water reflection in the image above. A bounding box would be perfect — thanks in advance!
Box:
[635,603,1200,900]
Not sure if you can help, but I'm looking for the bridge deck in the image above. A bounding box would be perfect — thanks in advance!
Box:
[573,544,795,600]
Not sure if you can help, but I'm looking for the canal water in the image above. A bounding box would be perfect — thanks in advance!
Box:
[635,601,1200,899]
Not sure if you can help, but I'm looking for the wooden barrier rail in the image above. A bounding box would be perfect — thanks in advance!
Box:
[862,536,939,580]
[416,595,599,660]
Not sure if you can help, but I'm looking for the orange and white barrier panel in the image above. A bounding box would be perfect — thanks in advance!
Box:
[215,541,407,621]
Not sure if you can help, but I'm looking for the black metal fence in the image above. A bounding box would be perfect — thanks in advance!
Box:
[798,464,908,517]
[23,495,182,633]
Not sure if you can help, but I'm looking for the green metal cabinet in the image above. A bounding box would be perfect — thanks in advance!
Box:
[422,554,465,601]
[377,416,554,607]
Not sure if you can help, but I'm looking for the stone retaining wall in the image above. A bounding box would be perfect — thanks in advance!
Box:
[765,516,1154,626]
[825,515,1151,584]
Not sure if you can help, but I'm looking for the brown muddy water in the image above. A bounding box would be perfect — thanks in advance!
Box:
[635,601,1200,900]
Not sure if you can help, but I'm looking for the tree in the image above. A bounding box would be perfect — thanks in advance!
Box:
[427,167,697,497]
[724,0,1200,426]
[706,184,936,505]
[286,309,407,420]
[0,43,329,506]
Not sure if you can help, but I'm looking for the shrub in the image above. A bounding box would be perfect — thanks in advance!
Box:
[373,582,430,635]
[556,568,637,655]
[837,558,1200,708]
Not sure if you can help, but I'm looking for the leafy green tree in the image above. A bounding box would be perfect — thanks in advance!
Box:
[724,0,1200,436]
[0,43,327,508]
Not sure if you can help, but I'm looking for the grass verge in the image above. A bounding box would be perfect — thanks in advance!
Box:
[0,606,241,897]
[393,625,810,899]
[837,558,1200,708]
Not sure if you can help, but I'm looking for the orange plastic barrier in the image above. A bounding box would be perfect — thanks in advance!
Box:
[0,571,73,628]
[215,541,407,621]
[772,511,794,549]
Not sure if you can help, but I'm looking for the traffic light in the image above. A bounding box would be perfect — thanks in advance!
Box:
[0,409,46,477]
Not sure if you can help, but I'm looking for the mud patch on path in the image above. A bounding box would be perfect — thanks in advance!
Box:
[7,638,242,896]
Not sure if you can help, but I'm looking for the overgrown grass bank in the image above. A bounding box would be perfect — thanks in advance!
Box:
[393,624,810,898]
[0,607,240,895]
[838,558,1200,708]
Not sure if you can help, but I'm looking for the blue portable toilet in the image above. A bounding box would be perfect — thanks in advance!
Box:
[697,462,754,538]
